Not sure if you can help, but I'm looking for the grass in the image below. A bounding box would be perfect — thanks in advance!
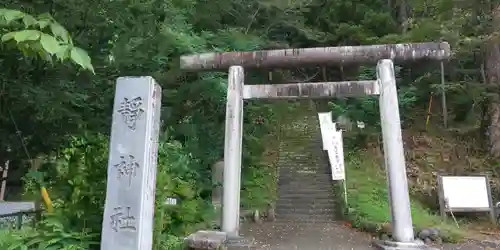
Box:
[343,150,465,242]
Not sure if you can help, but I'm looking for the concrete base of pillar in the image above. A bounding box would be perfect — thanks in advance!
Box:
[225,235,256,250]
[184,230,227,250]
[184,230,256,250]
[373,239,438,250]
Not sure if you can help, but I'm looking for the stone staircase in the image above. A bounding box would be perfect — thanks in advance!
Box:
[238,102,375,249]
[274,106,337,223]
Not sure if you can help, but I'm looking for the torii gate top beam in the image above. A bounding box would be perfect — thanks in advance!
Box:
[180,42,450,71]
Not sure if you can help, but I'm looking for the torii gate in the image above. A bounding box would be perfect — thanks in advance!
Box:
[180,42,450,249]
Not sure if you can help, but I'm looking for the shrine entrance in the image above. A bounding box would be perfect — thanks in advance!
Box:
[179,42,451,249]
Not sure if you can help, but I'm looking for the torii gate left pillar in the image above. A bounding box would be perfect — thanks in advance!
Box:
[180,42,450,249]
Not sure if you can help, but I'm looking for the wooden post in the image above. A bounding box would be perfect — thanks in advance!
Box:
[100,77,162,250]
[440,62,448,128]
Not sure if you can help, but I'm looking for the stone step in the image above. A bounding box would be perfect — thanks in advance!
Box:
[275,200,335,209]
[278,148,323,153]
[275,209,337,216]
[278,170,331,175]
[277,158,321,163]
[278,145,322,150]
[277,180,333,188]
[279,148,322,152]
[277,194,335,201]
[278,170,331,176]
[277,186,332,192]
[278,181,332,188]
[278,149,322,154]
[278,162,328,167]
[277,169,329,174]
[276,208,336,216]
[276,211,336,217]
[278,168,330,173]
[278,173,331,178]
[277,187,333,194]
[278,177,332,184]
[276,200,335,208]
[279,140,322,144]
[277,161,324,166]
[275,213,337,222]
[277,161,329,165]
[276,204,336,211]
[277,193,335,200]
[279,168,330,172]
[278,175,331,180]
[279,169,330,174]
[278,172,331,177]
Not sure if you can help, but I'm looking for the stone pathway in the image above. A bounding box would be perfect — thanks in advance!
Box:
[241,221,375,250]
[241,222,500,250]
[239,103,376,249]
[440,238,500,249]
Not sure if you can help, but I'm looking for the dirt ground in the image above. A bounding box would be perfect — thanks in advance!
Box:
[240,221,500,250]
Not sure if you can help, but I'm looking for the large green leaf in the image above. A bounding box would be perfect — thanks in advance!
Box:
[40,33,61,55]
[36,13,53,29]
[22,14,37,27]
[70,47,94,73]
[50,22,70,43]
[14,30,41,42]
[1,32,16,42]
[55,44,70,61]
[0,8,24,23]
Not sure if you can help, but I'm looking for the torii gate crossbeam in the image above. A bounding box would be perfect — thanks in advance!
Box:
[180,42,450,71]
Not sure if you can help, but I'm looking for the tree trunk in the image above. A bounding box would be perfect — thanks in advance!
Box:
[485,5,500,157]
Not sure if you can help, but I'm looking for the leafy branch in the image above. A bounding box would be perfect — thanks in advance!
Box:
[0,8,94,73]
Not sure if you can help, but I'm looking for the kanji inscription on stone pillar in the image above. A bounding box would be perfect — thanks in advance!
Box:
[101,76,162,250]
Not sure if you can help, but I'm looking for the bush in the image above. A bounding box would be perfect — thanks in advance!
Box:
[18,132,213,248]
[0,216,98,250]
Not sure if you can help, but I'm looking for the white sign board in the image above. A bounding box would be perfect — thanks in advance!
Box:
[327,130,345,180]
[318,112,336,150]
[440,176,491,209]
[318,112,345,180]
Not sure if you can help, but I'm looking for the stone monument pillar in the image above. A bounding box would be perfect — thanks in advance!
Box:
[100,76,162,250]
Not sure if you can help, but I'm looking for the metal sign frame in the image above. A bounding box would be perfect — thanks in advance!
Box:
[437,174,496,224]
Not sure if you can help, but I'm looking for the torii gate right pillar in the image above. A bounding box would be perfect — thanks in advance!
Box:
[377,59,415,245]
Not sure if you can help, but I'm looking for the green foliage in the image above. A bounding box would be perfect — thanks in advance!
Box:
[154,139,213,236]
[0,8,94,72]
[0,217,98,250]
[18,132,216,247]
[23,134,109,232]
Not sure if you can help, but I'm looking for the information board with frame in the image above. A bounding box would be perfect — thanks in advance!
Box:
[437,174,496,224]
